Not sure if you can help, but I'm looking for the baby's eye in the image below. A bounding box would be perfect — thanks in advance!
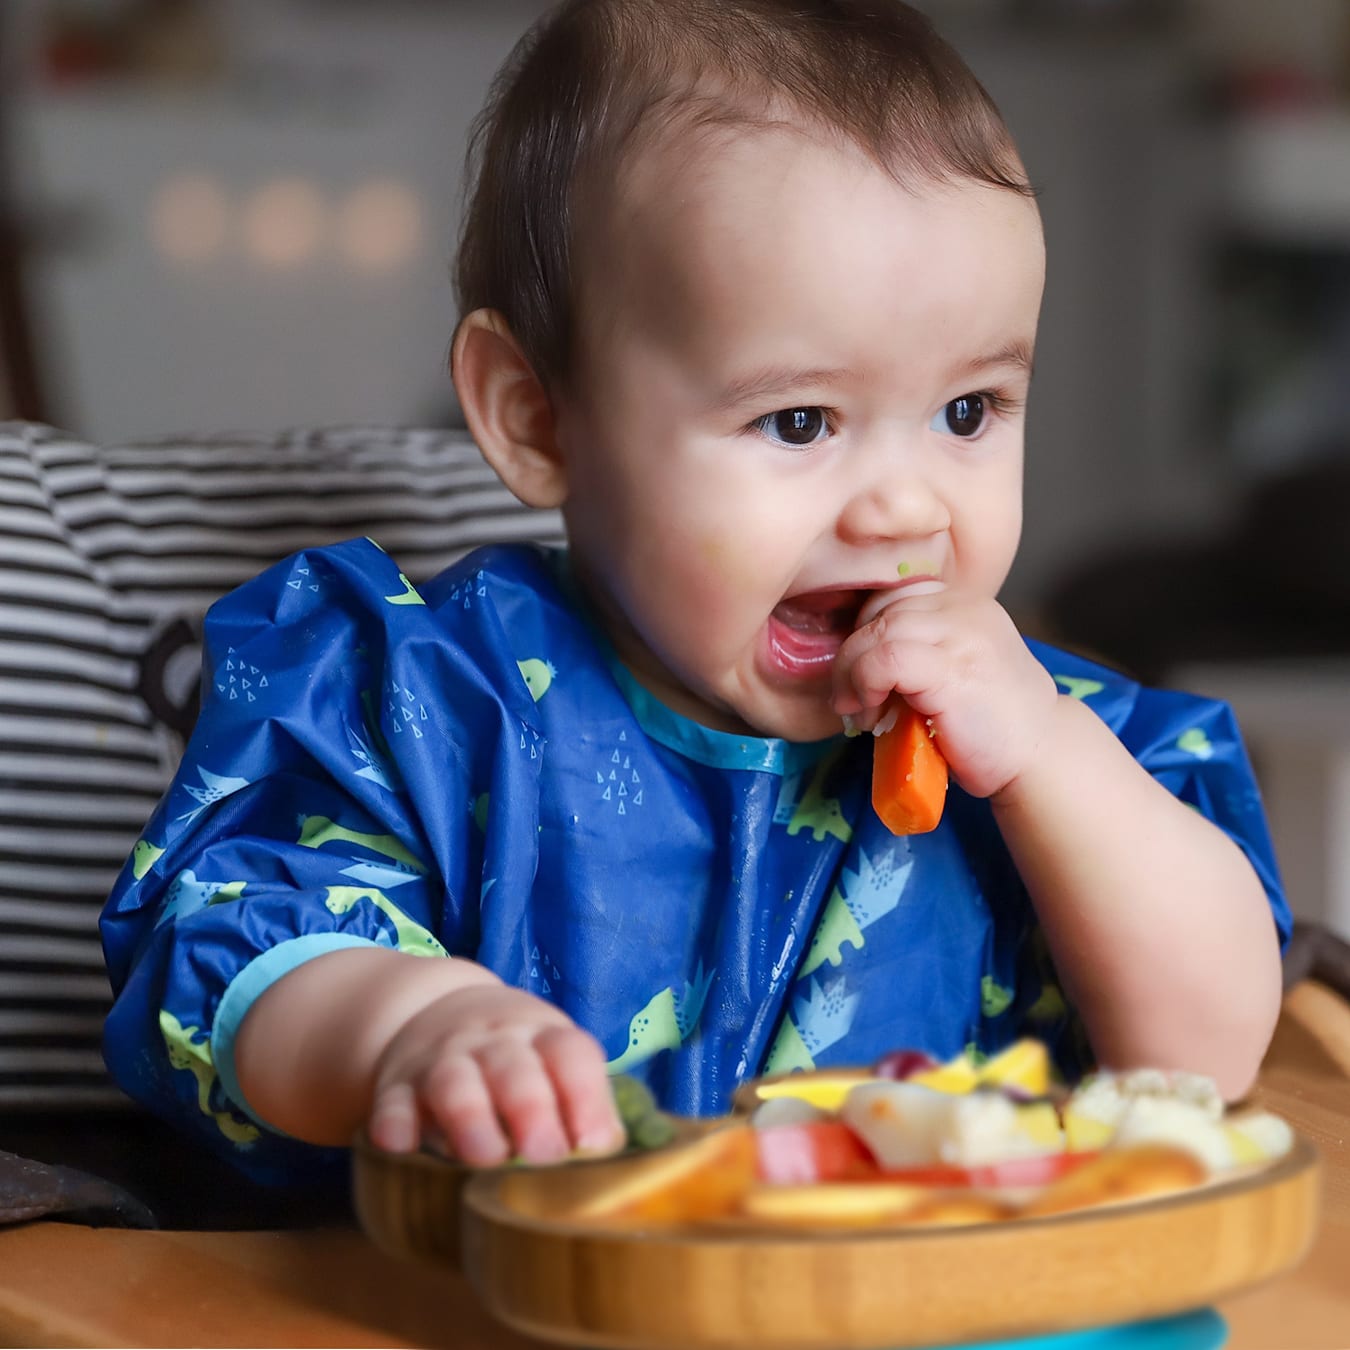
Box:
[931,393,987,439]
[752,407,831,448]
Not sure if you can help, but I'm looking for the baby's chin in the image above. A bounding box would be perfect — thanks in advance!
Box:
[727,695,851,746]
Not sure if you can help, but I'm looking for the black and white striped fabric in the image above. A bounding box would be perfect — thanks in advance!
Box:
[0,422,560,1111]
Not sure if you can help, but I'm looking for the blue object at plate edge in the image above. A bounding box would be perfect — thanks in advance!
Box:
[914,1308,1227,1350]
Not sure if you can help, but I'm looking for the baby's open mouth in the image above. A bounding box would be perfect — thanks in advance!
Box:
[766,590,866,674]
[771,590,866,636]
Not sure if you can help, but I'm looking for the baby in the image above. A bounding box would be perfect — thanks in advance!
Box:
[101,0,1288,1182]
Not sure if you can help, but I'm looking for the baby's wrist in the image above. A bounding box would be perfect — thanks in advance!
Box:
[986,691,1083,813]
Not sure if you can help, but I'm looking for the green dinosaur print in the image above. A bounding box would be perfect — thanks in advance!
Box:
[798,886,865,978]
[159,1009,260,1146]
[981,975,1014,1018]
[516,658,556,702]
[323,887,447,957]
[132,839,165,880]
[1054,675,1105,701]
[1026,982,1068,1024]
[296,816,426,873]
[786,747,853,844]
[384,572,426,606]
[473,793,490,833]
[1177,728,1213,758]
[606,987,681,1075]
[763,1016,816,1075]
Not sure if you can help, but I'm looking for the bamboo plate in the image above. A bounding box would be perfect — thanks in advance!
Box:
[354,1133,1319,1350]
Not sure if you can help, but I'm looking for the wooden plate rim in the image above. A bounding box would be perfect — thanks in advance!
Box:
[457,1132,1319,1245]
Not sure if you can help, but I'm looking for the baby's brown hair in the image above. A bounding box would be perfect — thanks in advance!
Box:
[455,0,1030,390]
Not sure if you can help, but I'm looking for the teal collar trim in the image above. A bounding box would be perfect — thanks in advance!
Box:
[604,658,845,776]
[545,549,845,777]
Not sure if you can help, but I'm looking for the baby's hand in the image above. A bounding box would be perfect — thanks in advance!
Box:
[832,589,1059,801]
[367,982,624,1166]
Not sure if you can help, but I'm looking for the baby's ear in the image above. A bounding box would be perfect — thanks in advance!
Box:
[451,309,567,509]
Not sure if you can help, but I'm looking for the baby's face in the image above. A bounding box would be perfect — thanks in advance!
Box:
[552,120,1045,742]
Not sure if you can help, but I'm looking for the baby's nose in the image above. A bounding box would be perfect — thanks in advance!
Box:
[837,469,949,544]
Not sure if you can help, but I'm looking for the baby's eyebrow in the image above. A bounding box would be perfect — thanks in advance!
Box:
[950,339,1035,383]
[710,365,855,413]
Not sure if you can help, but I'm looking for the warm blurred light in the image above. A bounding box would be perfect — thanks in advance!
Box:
[148,173,229,264]
[337,179,424,274]
[241,178,326,268]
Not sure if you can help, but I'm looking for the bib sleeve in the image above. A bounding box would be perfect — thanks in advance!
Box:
[100,538,542,1181]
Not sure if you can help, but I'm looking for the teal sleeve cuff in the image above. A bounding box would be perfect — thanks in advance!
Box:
[211,933,382,1136]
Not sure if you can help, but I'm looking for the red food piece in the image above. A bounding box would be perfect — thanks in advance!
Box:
[881,1151,1101,1190]
[871,1049,940,1081]
[755,1121,880,1185]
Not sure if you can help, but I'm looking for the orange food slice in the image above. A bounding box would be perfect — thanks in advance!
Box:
[567,1125,758,1223]
[872,703,948,835]
[1020,1144,1208,1218]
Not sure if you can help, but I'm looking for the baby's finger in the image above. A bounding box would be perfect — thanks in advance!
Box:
[536,1024,625,1155]
[835,637,943,717]
[477,1040,571,1164]
[834,609,946,707]
[421,1053,512,1166]
[368,1079,422,1154]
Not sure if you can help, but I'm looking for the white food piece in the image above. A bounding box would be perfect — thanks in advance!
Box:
[750,1095,830,1129]
[1067,1067,1224,1128]
[1111,1096,1234,1172]
[840,1082,1059,1169]
[1227,1110,1295,1161]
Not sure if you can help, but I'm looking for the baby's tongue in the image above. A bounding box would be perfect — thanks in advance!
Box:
[772,591,860,635]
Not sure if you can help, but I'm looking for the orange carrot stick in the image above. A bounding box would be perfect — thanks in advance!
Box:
[871,703,948,835]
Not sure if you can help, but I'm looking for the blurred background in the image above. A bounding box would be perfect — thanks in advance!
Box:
[1,0,1348,929]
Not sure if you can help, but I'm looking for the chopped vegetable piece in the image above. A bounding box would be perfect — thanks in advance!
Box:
[880,1151,1098,1190]
[749,1070,873,1113]
[872,1049,940,1081]
[610,1073,677,1150]
[755,1121,879,1184]
[569,1125,758,1222]
[977,1039,1052,1097]
[872,702,947,835]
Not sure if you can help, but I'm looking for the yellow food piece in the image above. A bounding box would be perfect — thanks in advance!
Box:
[1223,1126,1266,1167]
[1063,1111,1115,1153]
[1223,1111,1293,1166]
[978,1039,1052,1097]
[1011,1101,1064,1152]
[909,1038,1051,1097]
[909,1058,982,1094]
[737,1182,927,1228]
[752,1071,872,1112]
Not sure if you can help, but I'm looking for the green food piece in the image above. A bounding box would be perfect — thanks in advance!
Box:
[980,974,1014,1018]
[610,1073,677,1150]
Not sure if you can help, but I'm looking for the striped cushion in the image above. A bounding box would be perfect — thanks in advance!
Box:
[0,422,561,1110]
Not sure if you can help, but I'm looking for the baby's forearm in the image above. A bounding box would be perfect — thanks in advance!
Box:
[232,947,501,1146]
[991,696,1283,1100]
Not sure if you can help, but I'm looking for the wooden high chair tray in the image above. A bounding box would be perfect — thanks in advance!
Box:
[353,1133,1319,1350]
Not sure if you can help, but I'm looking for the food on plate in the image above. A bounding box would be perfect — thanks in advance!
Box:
[871,702,948,835]
[562,1040,1295,1231]
[1020,1144,1208,1218]
[611,1072,678,1151]
[568,1126,758,1222]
